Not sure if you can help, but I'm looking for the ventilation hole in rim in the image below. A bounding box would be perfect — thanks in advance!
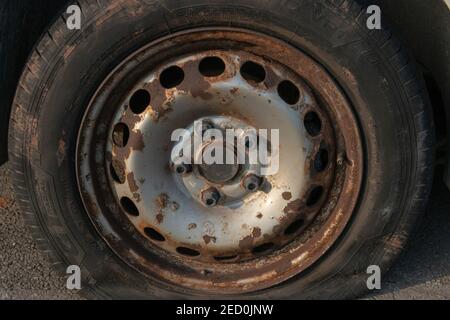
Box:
[252,242,274,254]
[240,61,266,84]
[112,123,130,148]
[110,160,125,184]
[120,197,139,217]
[278,80,300,105]
[129,89,151,114]
[214,255,238,262]
[144,227,166,242]
[284,219,305,235]
[306,186,324,207]
[176,247,201,257]
[304,111,322,137]
[314,149,329,172]
[199,56,226,77]
[160,66,185,89]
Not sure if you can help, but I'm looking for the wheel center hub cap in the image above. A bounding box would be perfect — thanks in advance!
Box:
[171,116,272,208]
[199,161,239,184]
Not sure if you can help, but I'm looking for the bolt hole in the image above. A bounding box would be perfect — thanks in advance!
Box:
[278,80,300,105]
[284,219,305,235]
[110,160,125,184]
[144,227,166,242]
[304,112,322,137]
[160,66,185,89]
[306,186,324,207]
[247,183,257,191]
[240,61,266,84]
[214,255,238,262]
[120,197,139,217]
[176,247,200,257]
[129,89,151,114]
[112,123,130,148]
[176,166,186,175]
[199,57,226,77]
[252,242,274,254]
[314,149,329,172]
[206,198,216,207]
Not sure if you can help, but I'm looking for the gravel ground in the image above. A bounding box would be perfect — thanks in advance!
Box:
[0,163,80,300]
[0,162,449,300]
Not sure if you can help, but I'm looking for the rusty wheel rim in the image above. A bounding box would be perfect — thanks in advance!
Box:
[76,29,363,294]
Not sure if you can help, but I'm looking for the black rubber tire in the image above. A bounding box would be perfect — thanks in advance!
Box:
[9,0,434,299]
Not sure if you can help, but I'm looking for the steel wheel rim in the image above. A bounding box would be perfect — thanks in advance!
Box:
[76,28,363,294]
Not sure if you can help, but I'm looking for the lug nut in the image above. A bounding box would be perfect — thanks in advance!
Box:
[201,188,221,207]
[243,174,263,192]
[174,163,192,176]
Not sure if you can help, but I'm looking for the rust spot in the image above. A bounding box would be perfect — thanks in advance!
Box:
[154,193,169,209]
[239,227,262,249]
[256,212,263,219]
[121,109,141,130]
[282,192,292,201]
[127,172,139,193]
[283,198,303,215]
[203,235,217,245]
[153,193,179,222]
[239,235,254,249]
[179,59,213,100]
[111,159,126,183]
[156,213,164,224]
[149,105,173,123]
[252,227,262,238]
[230,87,239,95]
[133,192,141,203]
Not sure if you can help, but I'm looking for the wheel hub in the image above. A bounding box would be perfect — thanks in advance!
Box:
[171,115,272,209]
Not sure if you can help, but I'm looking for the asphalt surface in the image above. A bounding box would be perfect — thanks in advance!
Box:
[0,162,449,300]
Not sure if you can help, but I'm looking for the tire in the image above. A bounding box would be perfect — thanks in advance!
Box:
[9,0,434,299]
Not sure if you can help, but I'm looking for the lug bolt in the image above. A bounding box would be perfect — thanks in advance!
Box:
[243,174,263,192]
[174,163,192,176]
[201,188,221,207]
